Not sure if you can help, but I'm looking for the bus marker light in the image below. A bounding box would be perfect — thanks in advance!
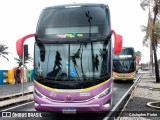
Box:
[104,103,110,108]
[65,5,81,8]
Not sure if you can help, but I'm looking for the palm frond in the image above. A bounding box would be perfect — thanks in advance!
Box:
[140,0,150,10]
[14,53,33,67]
[0,44,10,61]
[2,55,9,61]
[141,25,147,32]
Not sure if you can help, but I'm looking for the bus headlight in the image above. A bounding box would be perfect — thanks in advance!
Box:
[94,87,111,99]
[34,88,46,99]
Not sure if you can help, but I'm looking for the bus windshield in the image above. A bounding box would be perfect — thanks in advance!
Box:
[113,48,136,73]
[36,5,110,38]
[34,40,110,89]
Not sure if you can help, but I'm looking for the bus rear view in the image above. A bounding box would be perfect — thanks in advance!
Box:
[16,3,122,113]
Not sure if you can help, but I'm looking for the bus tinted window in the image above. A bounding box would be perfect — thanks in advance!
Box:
[37,6,110,38]
[34,40,110,89]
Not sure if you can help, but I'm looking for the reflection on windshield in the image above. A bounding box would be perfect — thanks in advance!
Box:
[47,51,67,80]
[34,41,110,81]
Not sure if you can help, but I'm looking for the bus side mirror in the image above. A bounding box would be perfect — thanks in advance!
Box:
[112,30,123,54]
[16,34,35,57]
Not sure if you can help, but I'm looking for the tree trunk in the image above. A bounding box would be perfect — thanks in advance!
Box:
[151,5,160,83]
[153,46,160,83]
[150,39,154,76]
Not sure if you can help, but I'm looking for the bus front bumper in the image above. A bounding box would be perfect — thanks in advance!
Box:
[113,76,135,81]
[113,73,136,81]
[34,93,112,113]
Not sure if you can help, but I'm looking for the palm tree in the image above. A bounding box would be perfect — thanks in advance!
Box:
[86,11,95,78]
[135,51,142,58]
[135,51,142,64]
[14,54,33,69]
[151,2,160,83]
[70,47,81,80]
[140,0,160,82]
[0,44,10,61]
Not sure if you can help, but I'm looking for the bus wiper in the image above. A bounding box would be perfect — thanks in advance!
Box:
[36,40,46,62]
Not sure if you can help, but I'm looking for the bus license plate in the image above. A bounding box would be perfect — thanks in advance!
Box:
[62,108,76,114]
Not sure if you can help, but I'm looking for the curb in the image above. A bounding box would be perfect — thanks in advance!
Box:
[0,91,33,101]
[0,92,33,109]
[117,74,142,117]
[149,88,160,91]
[146,101,160,109]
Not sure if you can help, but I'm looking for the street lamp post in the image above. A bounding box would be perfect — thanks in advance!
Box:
[22,49,25,96]
[22,44,28,96]
[140,54,144,70]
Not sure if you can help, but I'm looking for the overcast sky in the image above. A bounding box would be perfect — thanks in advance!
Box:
[0,0,154,69]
